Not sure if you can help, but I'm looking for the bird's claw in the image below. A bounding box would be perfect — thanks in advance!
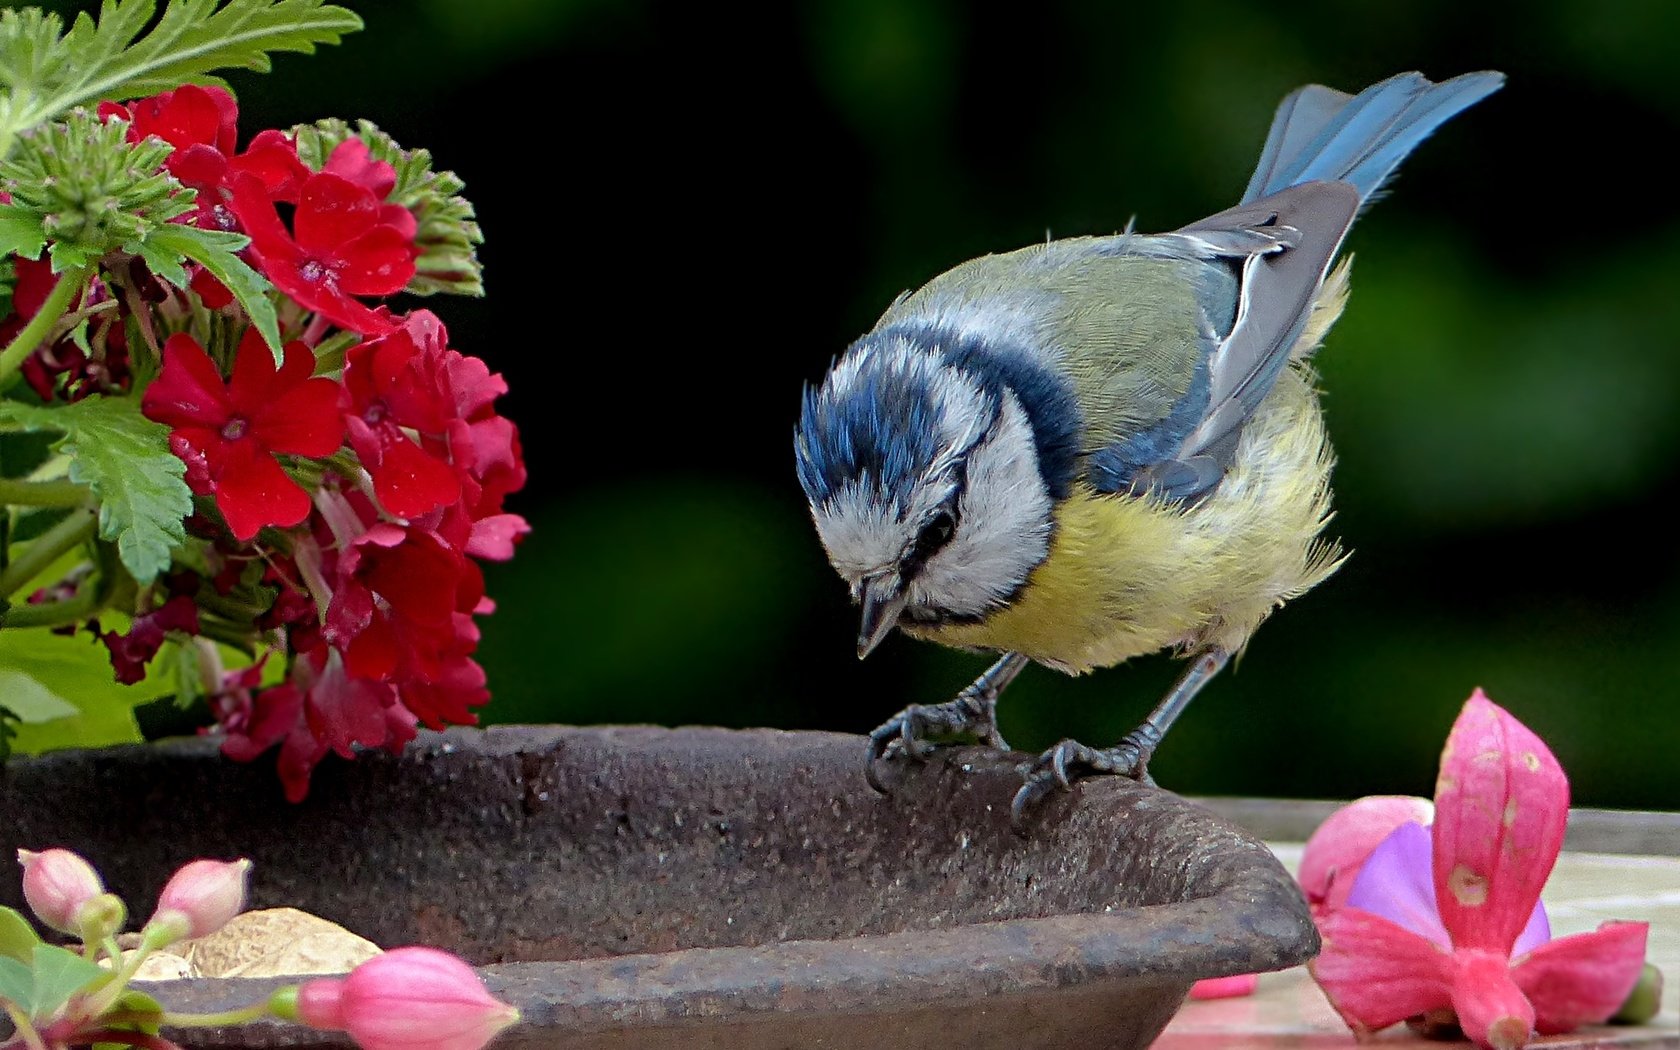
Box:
[864,691,1010,795]
[1009,734,1154,832]
[864,714,937,793]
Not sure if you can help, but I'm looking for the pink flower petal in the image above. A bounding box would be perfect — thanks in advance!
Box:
[1308,907,1453,1035]
[1512,921,1649,1034]
[1300,795,1437,917]
[1431,690,1569,954]
[1345,821,1551,956]
[1188,974,1259,999]
[1450,948,1535,1050]
[1344,821,1451,948]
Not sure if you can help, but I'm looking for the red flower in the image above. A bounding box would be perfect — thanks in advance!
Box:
[218,648,418,803]
[100,85,237,184]
[142,329,345,541]
[342,316,461,517]
[324,523,485,693]
[1307,691,1649,1049]
[228,168,417,335]
[101,87,309,235]
[97,594,201,684]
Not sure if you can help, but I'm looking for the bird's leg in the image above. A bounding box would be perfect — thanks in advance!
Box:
[865,652,1029,794]
[1011,648,1231,828]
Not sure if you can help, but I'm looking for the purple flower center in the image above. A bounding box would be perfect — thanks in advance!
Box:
[221,416,250,441]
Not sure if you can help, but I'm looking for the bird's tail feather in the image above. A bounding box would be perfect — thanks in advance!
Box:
[1241,71,1504,204]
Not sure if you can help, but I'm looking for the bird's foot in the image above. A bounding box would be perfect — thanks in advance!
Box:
[865,688,1010,794]
[1010,726,1160,831]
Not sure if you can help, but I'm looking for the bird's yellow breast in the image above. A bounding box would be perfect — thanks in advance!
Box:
[906,366,1343,672]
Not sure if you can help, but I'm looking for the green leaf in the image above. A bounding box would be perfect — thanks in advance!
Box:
[115,987,164,1026]
[0,627,163,753]
[0,954,32,1008]
[28,943,106,1017]
[0,397,189,583]
[0,907,42,964]
[0,668,78,723]
[142,223,282,359]
[0,203,46,259]
[0,2,362,158]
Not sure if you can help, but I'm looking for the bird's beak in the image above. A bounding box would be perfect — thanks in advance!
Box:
[856,575,908,660]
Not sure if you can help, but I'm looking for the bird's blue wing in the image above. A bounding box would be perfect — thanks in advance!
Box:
[1089,181,1361,502]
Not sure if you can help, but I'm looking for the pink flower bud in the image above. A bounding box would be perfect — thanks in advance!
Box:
[298,947,519,1050]
[1298,795,1434,917]
[149,858,252,940]
[17,848,104,935]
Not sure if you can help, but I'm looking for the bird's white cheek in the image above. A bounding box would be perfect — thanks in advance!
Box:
[915,393,1054,617]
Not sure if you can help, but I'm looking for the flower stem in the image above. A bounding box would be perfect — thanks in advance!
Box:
[0,476,91,508]
[0,586,99,629]
[2,1003,47,1050]
[74,1030,183,1050]
[156,1002,272,1028]
[0,264,92,388]
[0,502,97,599]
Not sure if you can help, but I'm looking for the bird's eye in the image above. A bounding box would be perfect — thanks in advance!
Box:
[910,511,956,564]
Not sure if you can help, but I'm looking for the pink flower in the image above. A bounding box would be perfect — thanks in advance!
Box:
[1307,690,1649,1049]
[1299,794,1436,919]
[297,947,519,1050]
[149,857,252,940]
[16,848,104,935]
[141,330,345,541]
[228,168,417,335]
[1188,974,1260,1000]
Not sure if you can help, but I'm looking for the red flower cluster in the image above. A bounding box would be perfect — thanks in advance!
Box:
[90,87,530,799]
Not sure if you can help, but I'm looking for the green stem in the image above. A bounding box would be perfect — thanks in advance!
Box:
[0,587,100,629]
[0,476,91,508]
[155,1002,273,1028]
[0,264,92,388]
[2,1003,46,1050]
[0,503,96,599]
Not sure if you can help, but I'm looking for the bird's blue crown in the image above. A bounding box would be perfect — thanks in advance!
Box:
[795,324,1082,510]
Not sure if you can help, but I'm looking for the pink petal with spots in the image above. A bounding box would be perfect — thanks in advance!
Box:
[1308,907,1453,1035]
[1512,921,1649,1034]
[1431,690,1568,954]
[1346,821,1550,953]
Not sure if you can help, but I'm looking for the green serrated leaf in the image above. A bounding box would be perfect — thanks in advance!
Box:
[0,397,189,583]
[0,953,33,1008]
[0,907,42,964]
[0,2,362,160]
[29,943,107,1017]
[142,223,281,358]
[0,203,47,259]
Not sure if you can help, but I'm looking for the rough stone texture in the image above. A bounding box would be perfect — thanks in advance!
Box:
[0,726,1319,1049]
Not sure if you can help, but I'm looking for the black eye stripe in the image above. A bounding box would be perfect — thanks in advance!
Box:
[901,510,956,579]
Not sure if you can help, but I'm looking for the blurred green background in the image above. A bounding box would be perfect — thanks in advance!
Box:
[42,0,1680,808]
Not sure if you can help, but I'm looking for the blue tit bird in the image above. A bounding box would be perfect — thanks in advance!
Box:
[793,70,1504,825]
